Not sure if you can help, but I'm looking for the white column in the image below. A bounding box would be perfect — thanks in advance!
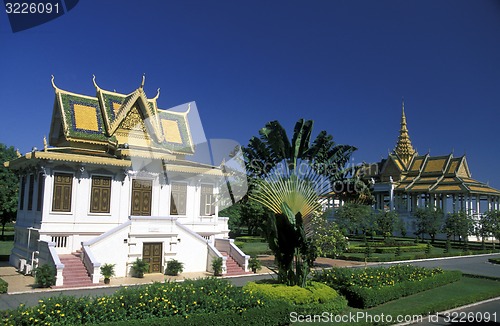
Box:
[476,194,480,216]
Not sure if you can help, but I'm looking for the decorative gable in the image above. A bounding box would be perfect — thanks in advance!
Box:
[48,76,194,155]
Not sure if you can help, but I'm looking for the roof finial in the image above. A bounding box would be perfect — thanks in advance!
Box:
[393,98,416,168]
[152,88,160,100]
[51,75,58,90]
[16,149,21,158]
[140,74,145,88]
[43,136,48,152]
[186,102,192,114]
[92,74,101,91]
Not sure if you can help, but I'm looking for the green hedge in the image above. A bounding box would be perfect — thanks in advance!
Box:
[3,278,268,325]
[488,258,500,265]
[243,281,338,305]
[235,236,266,243]
[345,270,462,308]
[347,244,427,254]
[96,300,293,326]
[0,278,7,294]
[243,281,347,316]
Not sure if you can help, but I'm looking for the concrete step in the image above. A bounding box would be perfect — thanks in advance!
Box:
[58,253,93,287]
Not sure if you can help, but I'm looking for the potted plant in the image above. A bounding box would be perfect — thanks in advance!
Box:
[100,263,115,284]
[248,256,262,273]
[131,258,149,278]
[211,257,223,276]
[165,259,184,276]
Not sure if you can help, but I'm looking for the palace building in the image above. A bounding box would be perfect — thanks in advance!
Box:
[6,77,249,287]
[361,102,500,236]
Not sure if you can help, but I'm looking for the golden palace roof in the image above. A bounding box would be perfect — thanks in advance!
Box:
[49,75,194,155]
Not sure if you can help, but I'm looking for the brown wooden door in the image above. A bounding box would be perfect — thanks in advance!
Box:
[143,242,162,273]
[131,179,152,216]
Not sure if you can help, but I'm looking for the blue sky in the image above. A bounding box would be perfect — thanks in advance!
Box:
[1,1,500,187]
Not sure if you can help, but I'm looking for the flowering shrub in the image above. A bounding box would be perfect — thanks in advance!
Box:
[0,278,7,293]
[313,265,461,308]
[3,278,267,325]
[314,264,445,289]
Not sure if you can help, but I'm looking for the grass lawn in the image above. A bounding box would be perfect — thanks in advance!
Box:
[299,276,500,325]
[0,232,14,257]
[237,241,271,256]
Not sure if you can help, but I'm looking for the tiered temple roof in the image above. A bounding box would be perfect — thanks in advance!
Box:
[362,103,500,196]
[5,77,222,176]
[49,75,193,155]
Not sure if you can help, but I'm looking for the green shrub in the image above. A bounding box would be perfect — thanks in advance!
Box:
[0,278,7,293]
[243,280,338,305]
[313,265,462,308]
[3,278,270,325]
[165,259,184,276]
[212,257,223,276]
[34,264,56,288]
[345,270,462,308]
[235,236,266,243]
[97,300,293,326]
[488,258,500,265]
[131,258,149,278]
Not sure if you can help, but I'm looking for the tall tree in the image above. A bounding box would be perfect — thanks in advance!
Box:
[334,203,372,235]
[413,207,444,243]
[243,119,359,192]
[246,118,360,286]
[480,210,500,249]
[443,211,474,244]
[0,143,19,240]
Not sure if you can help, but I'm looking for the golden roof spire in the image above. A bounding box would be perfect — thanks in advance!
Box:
[393,98,416,167]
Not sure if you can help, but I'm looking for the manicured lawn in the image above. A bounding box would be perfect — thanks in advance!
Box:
[0,232,14,256]
[237,241,271,256]
[300,276,500,325]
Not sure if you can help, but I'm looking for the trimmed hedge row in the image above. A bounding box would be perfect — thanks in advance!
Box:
[0,278,7,293]
[234,236,266,243]
[345,270,462,308]
[96,300,293,326]
[347,243,427,254]
[243,281,339,305]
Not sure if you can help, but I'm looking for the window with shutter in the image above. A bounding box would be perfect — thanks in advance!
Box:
[170,182,187,215]
[200,184,215,216]
[90,176,112,213]
[52,173,73,212]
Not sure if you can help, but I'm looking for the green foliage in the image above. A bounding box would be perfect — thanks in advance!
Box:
[374,209,399,238]
[0,143,18,239]
[395,246,401,257]
[414,207,444,242]
[100,263,115,280]
[308,212,348,258]
[243,280,339,305]
[443,211,475,243]
[248,256,262,272]
[425,241,432,254]
[480,210,500,248]
[3,278,269,325]
[334,203,372,235]
[131,258,149,278]
[235,236,266,243]
[211,257,223,276]
[94,300,294,326]
[488,258,500,265]
[34,264,56,288]
[313,265,462,308]
[165,259,184,276]
[0,277,7,293]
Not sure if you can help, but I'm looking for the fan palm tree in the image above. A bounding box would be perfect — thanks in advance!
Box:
[243,119,356,181]
[251,170,328,286]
